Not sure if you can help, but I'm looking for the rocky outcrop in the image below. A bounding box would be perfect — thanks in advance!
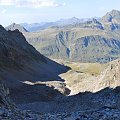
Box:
[94,59,120,92]
[0,80,26,120]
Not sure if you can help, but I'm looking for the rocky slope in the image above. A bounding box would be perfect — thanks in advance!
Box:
[19,10,120,63]
[0,24,69,106]
[1,78,120,120]
[94,59,120,92]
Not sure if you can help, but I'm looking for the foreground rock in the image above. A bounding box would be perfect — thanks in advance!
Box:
[1,79,120,120]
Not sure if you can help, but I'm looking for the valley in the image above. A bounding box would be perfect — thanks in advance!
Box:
[1,9,120,120]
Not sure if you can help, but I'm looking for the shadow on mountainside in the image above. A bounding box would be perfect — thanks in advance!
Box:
[9,83,64,104]
[11,84,120,113]
[56,86,120,112]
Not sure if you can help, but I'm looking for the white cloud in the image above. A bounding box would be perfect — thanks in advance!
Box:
[0,0,65,8]
[0,0,14,5]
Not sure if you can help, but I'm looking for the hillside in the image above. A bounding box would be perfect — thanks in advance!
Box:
[0,25,69,105]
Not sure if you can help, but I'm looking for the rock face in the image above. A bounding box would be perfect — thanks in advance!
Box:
[20,10,120,63]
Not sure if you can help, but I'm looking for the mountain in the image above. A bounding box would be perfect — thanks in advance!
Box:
[5,10,120,64]
[21,22,54,32]
[20,10,120,63]
[101,9,120,23]
[101,10,120,31]
[6,23,28,33]
[53,17,83,26]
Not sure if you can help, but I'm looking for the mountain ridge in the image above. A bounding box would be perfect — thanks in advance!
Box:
[5,9,120,63]
[18,9,120,63]
[20,17,95,32]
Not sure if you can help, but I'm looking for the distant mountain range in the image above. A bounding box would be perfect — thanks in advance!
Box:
[6,9,120,63]
[20,17,95,32]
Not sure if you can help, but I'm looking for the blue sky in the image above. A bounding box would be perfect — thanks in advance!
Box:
[0,0,120,26]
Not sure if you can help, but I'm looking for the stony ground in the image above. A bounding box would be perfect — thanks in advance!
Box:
[1,106,120,120]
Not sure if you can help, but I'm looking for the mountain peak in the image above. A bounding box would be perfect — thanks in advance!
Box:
[110,9,120,14]
[71,17,79,20]
[101,9,120,23]
[108,9,120,18]
[6,23,28,33]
